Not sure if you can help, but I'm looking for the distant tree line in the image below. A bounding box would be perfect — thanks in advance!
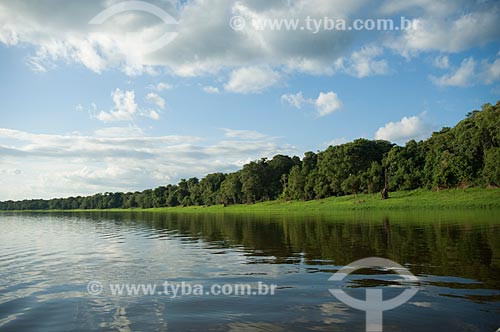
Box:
[1,101,499,211]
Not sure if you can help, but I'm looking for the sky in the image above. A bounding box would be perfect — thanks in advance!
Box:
[0,0,499,201]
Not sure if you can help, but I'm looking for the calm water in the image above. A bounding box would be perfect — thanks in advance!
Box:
[0,211,499,332]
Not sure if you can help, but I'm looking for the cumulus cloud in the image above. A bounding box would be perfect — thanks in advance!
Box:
[281,92,307,109]
[224,66,281,94]
[375,114,432,144]
[385,6,500,57]
[430,57,476,87]
[337,46,388,78]
[97,89,138,122]
[146,92,165,109]
[430,56,500,87]
[0,0,498,81]
[282,91,343,117]
[285,46,389,78]
[0,127,296,200]
[480,58,500,84]
[94,89,162,122]
[315,92,343,116]
[0,0,392,78]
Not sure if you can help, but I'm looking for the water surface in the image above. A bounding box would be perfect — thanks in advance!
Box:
[0,211,499,331]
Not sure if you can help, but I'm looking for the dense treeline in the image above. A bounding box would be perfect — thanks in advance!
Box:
[1,101,499,211]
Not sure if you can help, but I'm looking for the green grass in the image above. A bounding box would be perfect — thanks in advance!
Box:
[149,187,500,214]
[3,188,499,215]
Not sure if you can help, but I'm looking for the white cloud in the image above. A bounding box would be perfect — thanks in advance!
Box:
[285,58,336,76]
[430,57,476,87]
[94,89,162,122]
[481,58,500,84]
[286,46,389,78]
[224,67,281,94]
[97,89,138,122]
[340,46,388,78]
[146,92,165,109]
[0,0,498,79]
[282,91,343,117]
[433,55,450,69]
[0,127,296,200]
[202,86,220,94]
[375,114,432,144]
[430,56,500,87]
[281,92,307,109]
[315,92,343,117]
[0,0,368,77]
[386,7,500,57]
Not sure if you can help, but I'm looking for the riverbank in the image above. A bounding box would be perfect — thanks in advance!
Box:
[2,188,499,214]
[150,187,500,213]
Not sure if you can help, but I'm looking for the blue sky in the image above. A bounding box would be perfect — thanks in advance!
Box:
[0,0,499,200]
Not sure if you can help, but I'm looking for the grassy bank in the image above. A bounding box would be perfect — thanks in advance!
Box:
[3,188,499,214]
[148,188,500,213]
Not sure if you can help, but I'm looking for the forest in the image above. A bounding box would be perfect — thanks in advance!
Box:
[1,101,499,211]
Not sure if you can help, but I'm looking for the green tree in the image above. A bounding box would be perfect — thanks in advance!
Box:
[199,173,226,205]
[483,147,500,185]
[220,172,243,205]
[341,174,361,195]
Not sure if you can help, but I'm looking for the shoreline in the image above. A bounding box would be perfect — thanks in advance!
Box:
[2,188,499,214]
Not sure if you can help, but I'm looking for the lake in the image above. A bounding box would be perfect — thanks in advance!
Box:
[0,211,499,331]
